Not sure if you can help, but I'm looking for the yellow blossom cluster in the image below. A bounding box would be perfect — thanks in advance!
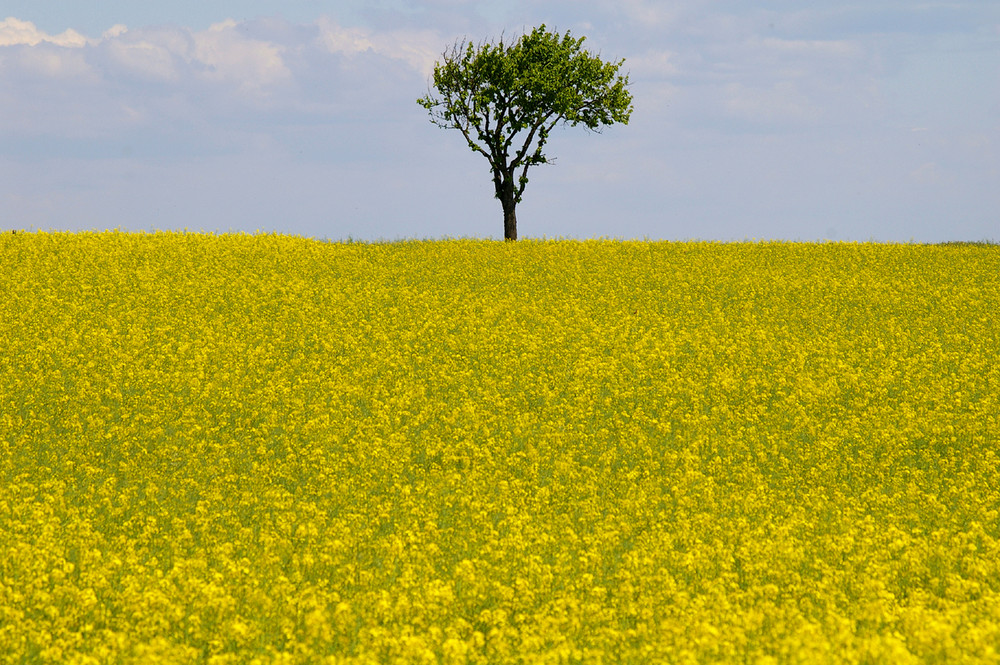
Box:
[1,231,998,664]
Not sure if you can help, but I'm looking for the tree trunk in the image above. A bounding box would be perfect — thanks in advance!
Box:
[500,180,518,241]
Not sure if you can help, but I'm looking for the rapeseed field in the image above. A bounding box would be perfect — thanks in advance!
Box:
[1,231,998,664]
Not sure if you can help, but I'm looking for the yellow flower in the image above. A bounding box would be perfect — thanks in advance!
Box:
[1,233,998,663]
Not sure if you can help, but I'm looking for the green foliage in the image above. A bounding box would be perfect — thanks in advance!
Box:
[417,26,632,219]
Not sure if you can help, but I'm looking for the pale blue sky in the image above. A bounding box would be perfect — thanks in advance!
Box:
[2,1,998,241]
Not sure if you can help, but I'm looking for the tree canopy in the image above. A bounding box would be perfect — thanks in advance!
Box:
[418,26,633,240]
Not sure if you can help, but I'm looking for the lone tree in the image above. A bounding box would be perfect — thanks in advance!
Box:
[418,26,633,240]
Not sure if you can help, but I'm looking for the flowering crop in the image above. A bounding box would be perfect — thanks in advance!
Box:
[1,231,999,664]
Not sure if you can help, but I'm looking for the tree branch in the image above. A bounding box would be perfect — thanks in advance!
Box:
[417,25,633,238]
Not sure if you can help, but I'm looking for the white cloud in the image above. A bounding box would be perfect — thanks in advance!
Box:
[0,13,439,163]
[193,19,291,94]
[103,24,128,40]
[0,17,88,47]
[380,29,443,78]
[316,17,441,77]
[0,17,95,80]
[102,31,184,82]
[316,18,375,55]
[6,42,93,79]
[649,14,880,131]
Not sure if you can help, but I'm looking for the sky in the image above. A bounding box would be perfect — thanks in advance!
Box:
[2,1,998,242]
